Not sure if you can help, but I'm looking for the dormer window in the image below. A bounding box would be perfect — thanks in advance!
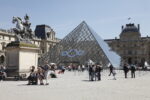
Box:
[47,32,50,38]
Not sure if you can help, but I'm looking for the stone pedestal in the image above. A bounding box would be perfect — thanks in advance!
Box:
[6,41,39,77]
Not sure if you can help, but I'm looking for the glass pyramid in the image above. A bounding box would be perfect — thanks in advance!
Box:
[39,21,120,68]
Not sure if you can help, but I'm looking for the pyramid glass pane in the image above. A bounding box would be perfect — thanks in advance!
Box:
[39,21,120,68]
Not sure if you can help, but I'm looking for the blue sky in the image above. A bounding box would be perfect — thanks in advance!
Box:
[0,0,150,39]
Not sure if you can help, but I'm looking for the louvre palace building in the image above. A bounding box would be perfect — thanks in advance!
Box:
[105,23,150,67]
[0,25,60,64]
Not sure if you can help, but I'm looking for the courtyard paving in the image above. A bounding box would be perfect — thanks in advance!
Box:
[0,70,150,100]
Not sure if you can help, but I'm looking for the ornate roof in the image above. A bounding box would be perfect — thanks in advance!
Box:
[122,23,139,33]
[120,23,141,40]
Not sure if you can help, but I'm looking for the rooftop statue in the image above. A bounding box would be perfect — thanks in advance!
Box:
[12,14,33,42]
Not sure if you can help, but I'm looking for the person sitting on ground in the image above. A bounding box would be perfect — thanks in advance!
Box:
[37,66,45,85]
[58,65,65,74]
[27,66,38,85]
[0,65,7,81]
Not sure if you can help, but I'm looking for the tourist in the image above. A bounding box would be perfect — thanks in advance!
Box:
[58,65,65,74]
[68,65,72,71]
[43,63,51,85]
[123,64,129,78]
[37,67,44,85]
[0,65,7,80]
[81,65,85,72]
[112,68,117,80]
[61,66,66,73]
[92,65,97,81]
[96,64,102,81]
[130,64,136,78]
[78,65,82,72]
[88,65,93,81]
[27,66,38,85]
[108,64,113,76]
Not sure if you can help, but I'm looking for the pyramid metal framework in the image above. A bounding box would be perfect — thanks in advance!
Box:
[39,21,120,67]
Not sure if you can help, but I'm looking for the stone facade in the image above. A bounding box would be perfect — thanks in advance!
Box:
[0,25,60,65]
[105,23,150,67]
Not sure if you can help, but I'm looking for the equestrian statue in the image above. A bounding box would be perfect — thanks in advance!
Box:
[12,14,33,42]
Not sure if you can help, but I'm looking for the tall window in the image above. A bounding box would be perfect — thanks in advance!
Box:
[128,50,132,55]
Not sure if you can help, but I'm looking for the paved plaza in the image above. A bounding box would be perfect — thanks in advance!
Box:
[0,70,150,100]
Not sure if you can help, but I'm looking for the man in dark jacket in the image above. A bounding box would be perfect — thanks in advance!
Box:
[96,64,102,81]
[123,64,129,78]
[89,65,93,81]
[130,65,136,78]
[108,64,113,76]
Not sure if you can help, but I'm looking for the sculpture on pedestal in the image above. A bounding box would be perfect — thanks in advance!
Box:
[12,14,33,42]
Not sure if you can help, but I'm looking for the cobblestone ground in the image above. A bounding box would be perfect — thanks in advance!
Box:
[0,70,150,100]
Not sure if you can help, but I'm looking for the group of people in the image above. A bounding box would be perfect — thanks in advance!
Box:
[123,64,136,78]
[88,63,136,82]
[108,63,136,80]
[88,64,103,81]
[0,65,7,81]
[27,63,56,85]
[0,61,138,84]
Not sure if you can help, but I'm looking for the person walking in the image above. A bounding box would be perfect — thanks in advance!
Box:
[92,65,97,81]
[89,65,93,81]
[130,64,136,78]
[112,68,117,80]
[108,64,113,76]
[96,64,102,81]
[123,64,129,78]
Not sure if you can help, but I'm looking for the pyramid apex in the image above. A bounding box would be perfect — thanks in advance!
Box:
[81,20,87,24]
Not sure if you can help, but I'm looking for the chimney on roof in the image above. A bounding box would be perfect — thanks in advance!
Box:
[121,25,124,31]
[138,24,140,31]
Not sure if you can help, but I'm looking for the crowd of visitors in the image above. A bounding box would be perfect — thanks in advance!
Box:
[0,61,144,84]
[26,62,141,84]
